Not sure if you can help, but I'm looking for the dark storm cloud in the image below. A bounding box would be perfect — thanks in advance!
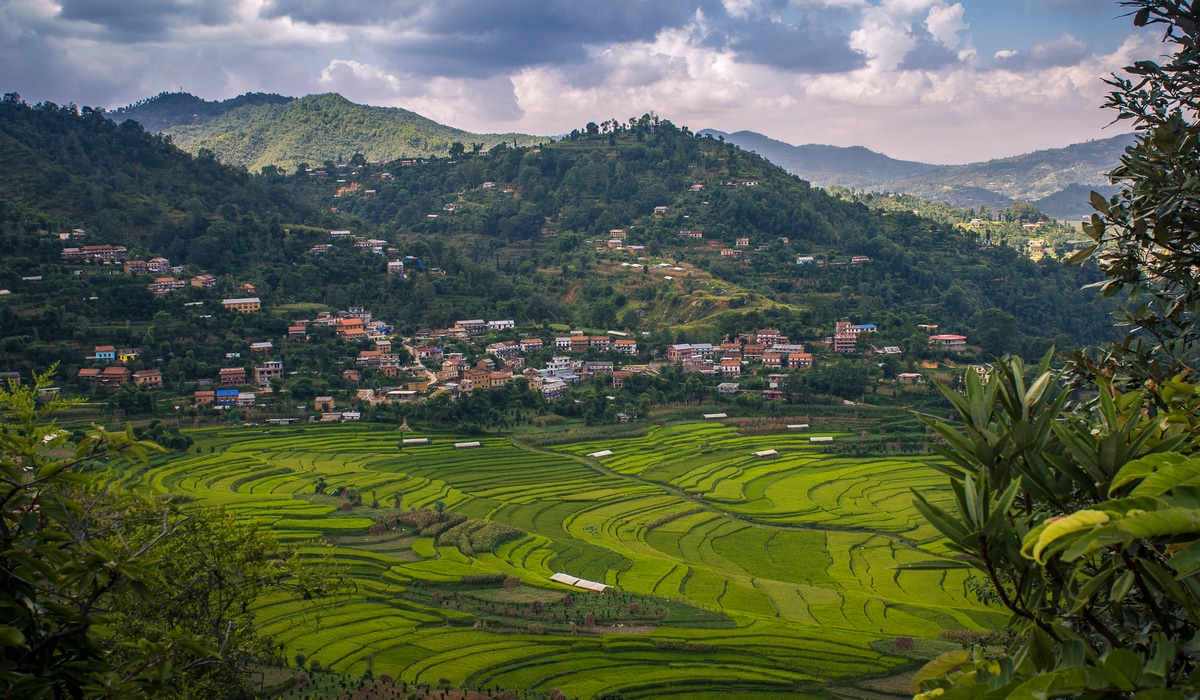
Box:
[57,0,239,38]
[995,33,1091,72]
[899,25,960,71]
[262,0,704,76]
[711,16,866,73]
[262,0,862,76]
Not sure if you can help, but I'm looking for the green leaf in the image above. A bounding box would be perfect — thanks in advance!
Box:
[910,649,971,693]
[1024,510,1111,563]
[1102,649,1143,691]
[1090,189,1110,212]
[1111,453,1191,495]
[0,625,26,648]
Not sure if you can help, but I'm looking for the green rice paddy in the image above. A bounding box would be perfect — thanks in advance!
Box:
[121,422,1004,698]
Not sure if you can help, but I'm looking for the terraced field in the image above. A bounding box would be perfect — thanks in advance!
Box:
[121,422,1004,699]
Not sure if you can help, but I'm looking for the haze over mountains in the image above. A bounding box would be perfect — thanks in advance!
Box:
[112,91,1130,220]
[700,129,1133,219]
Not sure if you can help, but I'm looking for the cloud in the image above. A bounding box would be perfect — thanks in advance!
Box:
[898,25,959,70]
[57,0,239,39]
[703,13,865,72]
[995,33,1091,72]
[0,0,1155,165]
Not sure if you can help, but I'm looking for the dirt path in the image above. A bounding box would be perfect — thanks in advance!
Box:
[564,283,581,303]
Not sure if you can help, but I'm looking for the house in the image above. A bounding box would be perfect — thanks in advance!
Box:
[222,297,261,313]
[720,248,740,258]
[929,334,968,350]
[678,230,704,239]
[193,390,215,405]
[330,230,351,238]
[387,260,405,277]
[336,318,366,338]
[118,349,139,362]
[100,366,131,386]
[717,382,740,394]
[288,325,307,340]
[357,349,382,366]
[455,319,487,334]
[94,345,116,361]
[614,339,638,355]
[250,341,274,354]
[237,283,256,295]
[762,352,784,368]
[653,206,668,218]
[147,257,171,273]
[743,344,765,360]
[756,329,784,345]
[215,389,239,407]
[540,380,567,399]
[132,369,162,387]
[735,237,750,247]
[520,338,544,353]
[589,336,611,351]
[255,360,283,388]
[851,256,870,265]
[77,368,102,384]
[236,393,256,408]
[191,274,217,288]
[342,369,362,382]
[787,353,813,369]
[796,256,815,265]
[898,372,925,384]
[309,243,333,254]
[314,396,335,412]
[833,321,858,353]
[667,344,693,361]
[147,277,185,294]
[611,370,633,388]
[218,367,246,386]
[123,260,149,275]
[720,358,742,377]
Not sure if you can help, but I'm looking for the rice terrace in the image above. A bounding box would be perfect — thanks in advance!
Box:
[114,421,1007,698]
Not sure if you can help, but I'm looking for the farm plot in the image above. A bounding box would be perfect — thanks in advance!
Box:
[118,422,1000,699]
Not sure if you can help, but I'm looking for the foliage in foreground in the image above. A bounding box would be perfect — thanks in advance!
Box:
[0,372,348,698]
[910,1,1200,696]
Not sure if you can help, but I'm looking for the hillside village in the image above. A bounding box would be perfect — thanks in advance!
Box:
[55,223,987,425]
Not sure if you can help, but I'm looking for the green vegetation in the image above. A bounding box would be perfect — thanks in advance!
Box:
[909,4,1200,696]
[100,420,1009,698]
[115,92,545,172]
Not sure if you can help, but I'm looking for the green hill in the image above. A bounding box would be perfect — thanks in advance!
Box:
[0,97,1116,381]
[113,92,546,171]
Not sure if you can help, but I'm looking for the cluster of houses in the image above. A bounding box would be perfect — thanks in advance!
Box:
[666,330,813,377]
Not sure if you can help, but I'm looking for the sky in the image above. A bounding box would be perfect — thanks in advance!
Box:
[0,0,1163,164]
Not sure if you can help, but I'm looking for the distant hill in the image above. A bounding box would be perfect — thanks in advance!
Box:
[113,92,546,172]
[701,129,1134,219]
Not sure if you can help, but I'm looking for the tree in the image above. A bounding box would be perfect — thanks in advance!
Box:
[973,307,1020,357]
[911,3,1200,696]
[1070,0,1200,388]
[0,372,348,697]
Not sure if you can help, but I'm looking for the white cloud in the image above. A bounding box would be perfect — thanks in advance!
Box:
[925,3,966,48]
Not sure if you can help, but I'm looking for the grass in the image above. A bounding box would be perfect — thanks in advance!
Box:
[110,421,1004,699]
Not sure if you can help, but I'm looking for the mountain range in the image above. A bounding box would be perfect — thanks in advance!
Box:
[700,129,1133,219]
[110,91,1131,220]
[112,92,544,173]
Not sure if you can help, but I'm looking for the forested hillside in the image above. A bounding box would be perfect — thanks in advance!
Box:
[115,92,545,171]
[0,96,1117,383]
